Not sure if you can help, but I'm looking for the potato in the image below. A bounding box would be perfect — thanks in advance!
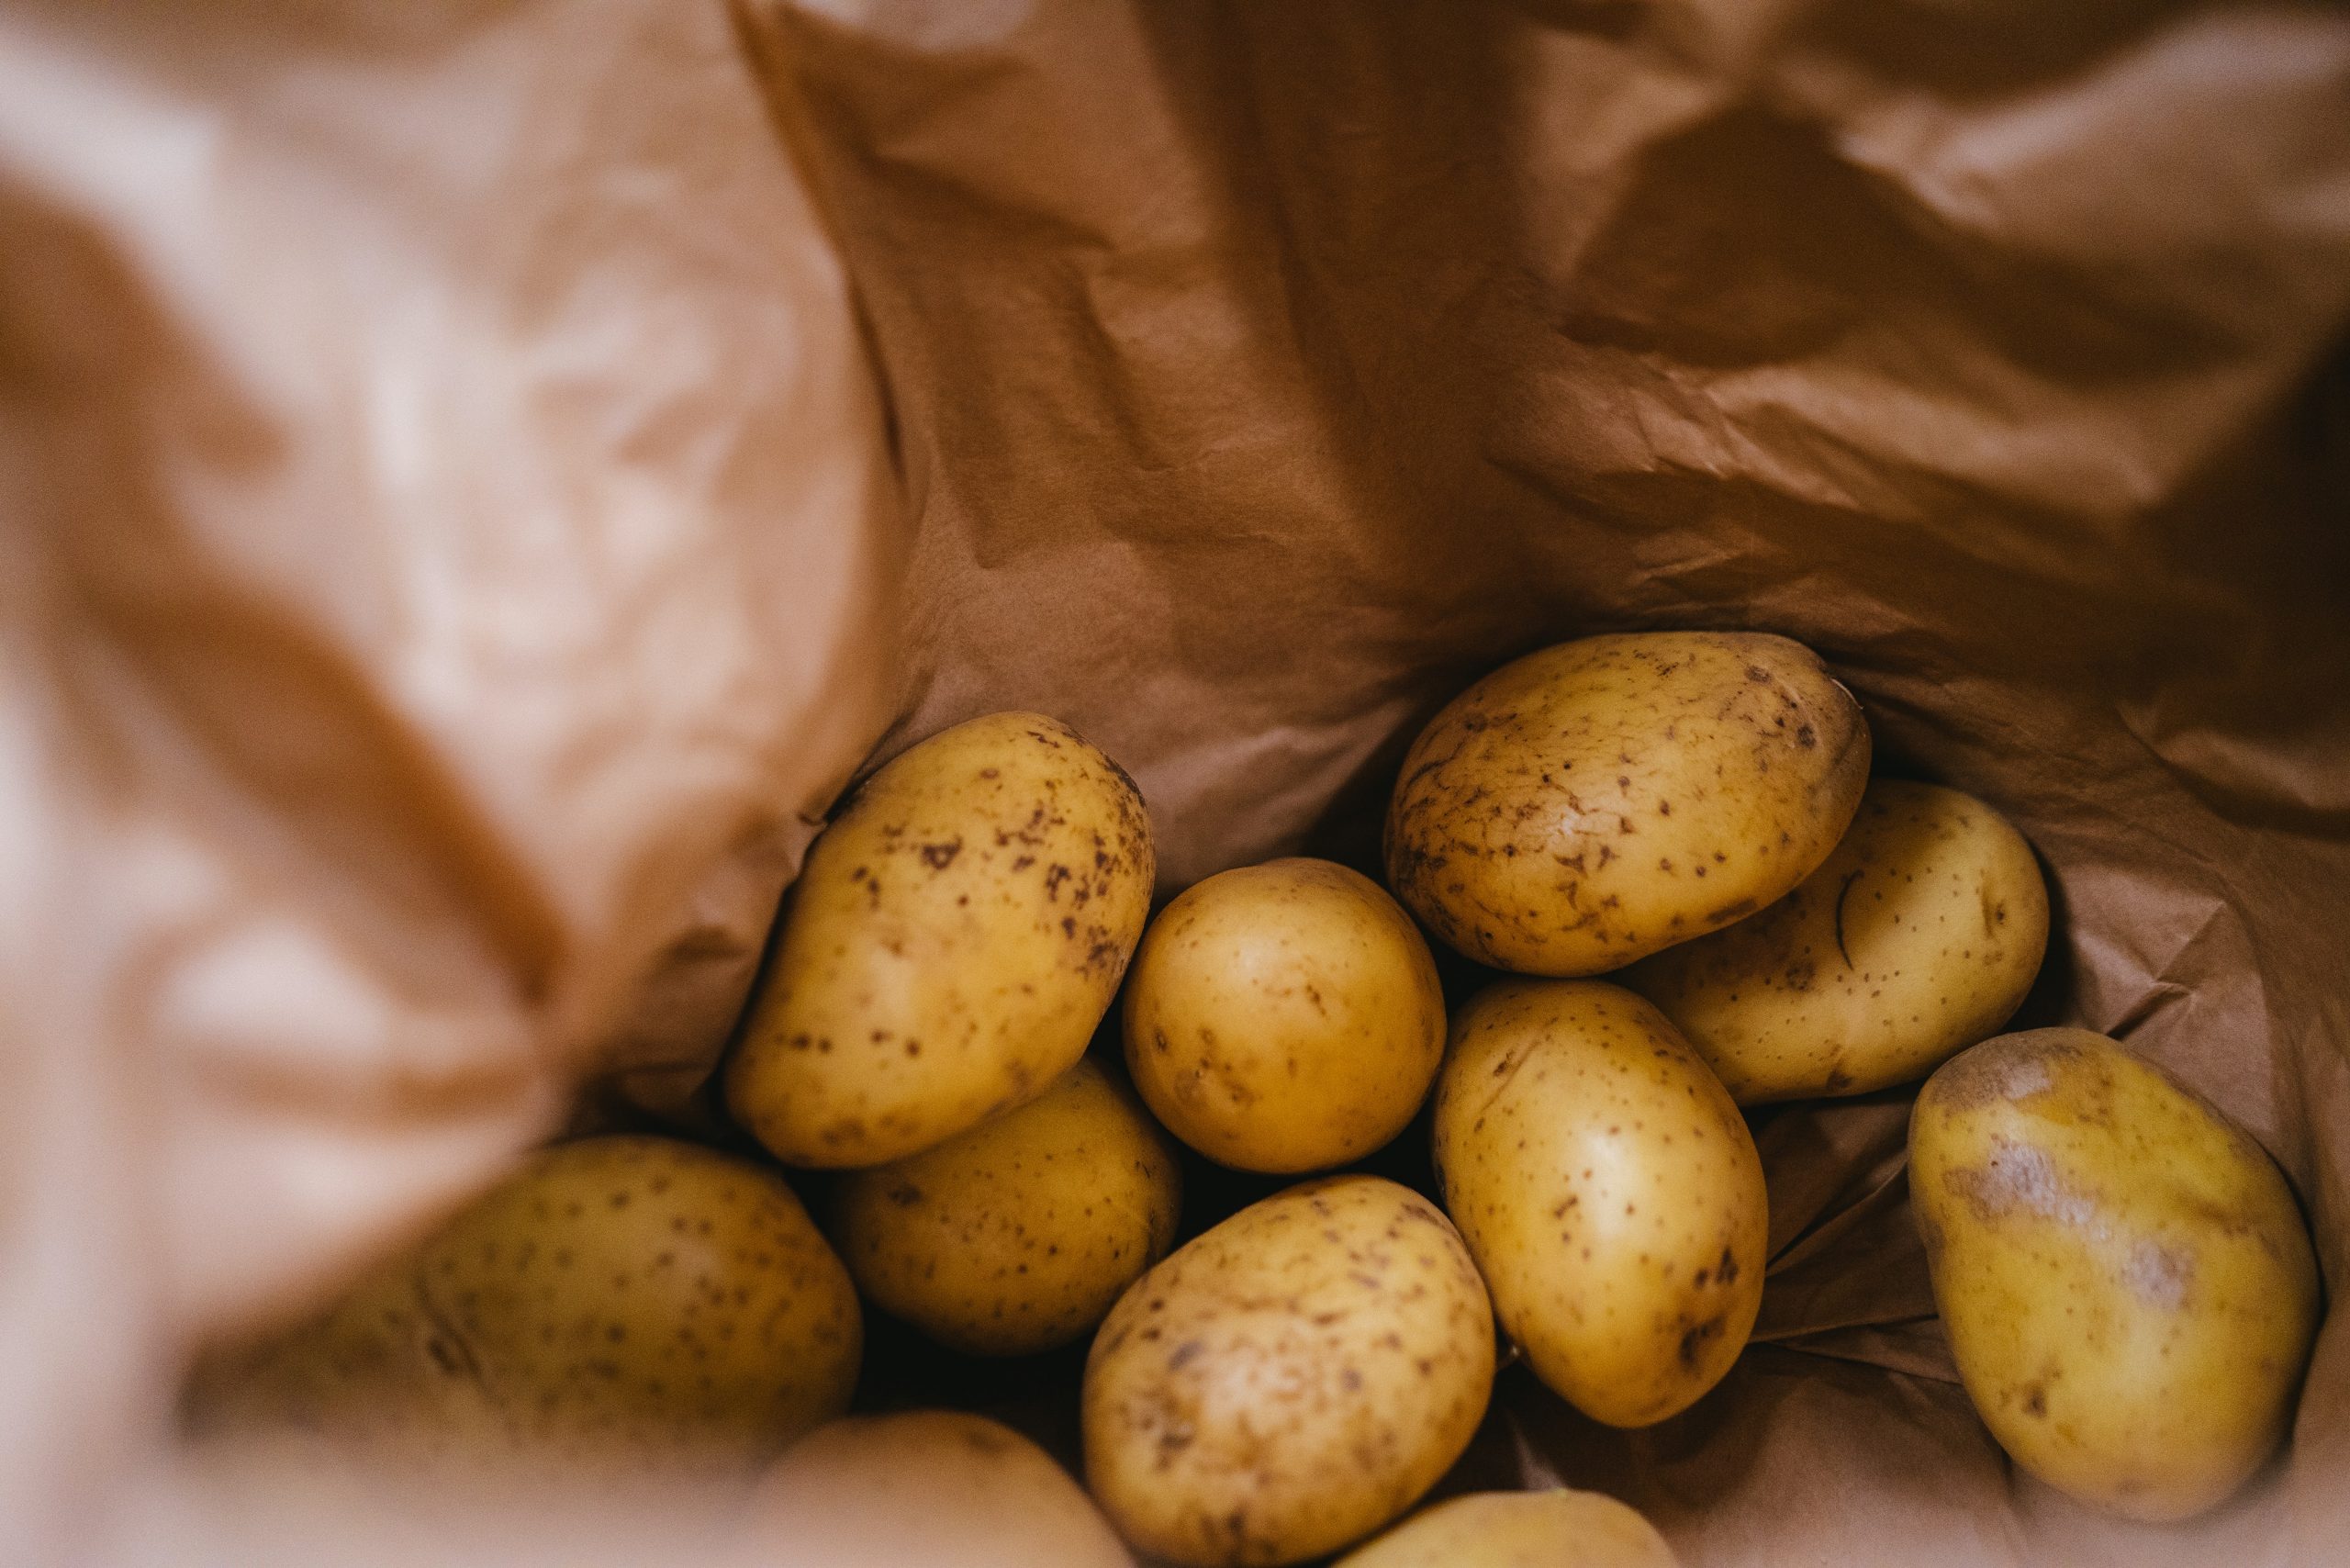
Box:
[1910,1028,2321,1521]
[1083,1175,1494,1567]
[1386,632,1869,976]
[1624,779,2048,1103]
[1433,980,1766,1428]
[194,1137,861,1473]
[727,711,1155,1168]
[1121,857,1446,1173]
[748,1410,1132,1567]
[1335,1489,1680,1568]
[833,1057,1182,1355]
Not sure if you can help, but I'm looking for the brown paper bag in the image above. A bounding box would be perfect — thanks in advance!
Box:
[741,2,2350,1561]
[6,0,2347,1562]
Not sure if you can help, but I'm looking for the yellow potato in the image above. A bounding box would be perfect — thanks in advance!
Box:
[1386,632,1869,976]
[1911,1028,2321,1521]
[1122,857,1446,1173]
[1083,1175,1494,1567]
[833,1057,1182,1355]
[1432,981,1766,1428]
[749,1410,1132,1567]
[194,1137,860,1473]
[1336,1489,1680,1568]
[728,711,1155,1168]
[1624,779,2048,1103]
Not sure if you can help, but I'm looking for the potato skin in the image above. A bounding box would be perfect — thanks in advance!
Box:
[1083,1175,1495,1567]
[1432,981,1765,1428]
[728,711,1155,1168]
[750,1410,1132,1567]
[1122,858,1446,1173]
[1624,780,2048,1103]
[195,1137,861,1472]
[1911,1028,2320,1522]
[1335,1489,1680,1568]
[833,1057,1182,1355]
[1385,633,1869,976]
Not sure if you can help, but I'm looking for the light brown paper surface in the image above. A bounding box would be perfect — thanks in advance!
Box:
[0,0,897,1559]
[6,0,2349,1562]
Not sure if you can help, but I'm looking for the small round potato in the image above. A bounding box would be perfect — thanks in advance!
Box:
[1624,779,2048,1103]
[728,711,1155,1168]
[1433,981,1766,1428]
[1083,1175,1495,1567]
[1335,1489,1680,1568]
[749,1410,1132,1567]
[1386,633,1869,976]
[195,1137,861,1473]
[1121,857,1446,1173]
[1911,1029,2320,1521]
[833,1057,1182,1355]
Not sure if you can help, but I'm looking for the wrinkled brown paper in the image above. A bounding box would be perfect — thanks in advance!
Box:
[7,0,2350,1562]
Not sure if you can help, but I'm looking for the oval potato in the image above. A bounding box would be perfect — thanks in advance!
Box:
[728,711,1155,1168]
[195,1137,860,1473]
[1083,1175,1495,1567]
[1433,981,1766,1428]
[1122,857,1446,1173]
[1624,779,2048,1103]
[834,1057,1182,1355]
[749,1410,1131,1567]
[1911,1028,2320,1521]
[1336,1489,1680,1568]
[1386,633,1869,976]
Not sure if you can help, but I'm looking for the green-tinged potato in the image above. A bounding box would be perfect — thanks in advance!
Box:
[834,1057,1182,1355]
[1433,981,1766,1428]
[749,1410,1132,1567]
[1336,1489,1680,1568]
[728,711,1155,1168]
[1911,1029,2320,1522]
[1084,1176,1494,1567]
[1122,858,1446,1173]
[193,1137,860,1473]
[1624,779,2048,1103]
[1386,633,1869,977]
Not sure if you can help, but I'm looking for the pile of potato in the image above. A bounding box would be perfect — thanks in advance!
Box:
[196,638,2321,1563]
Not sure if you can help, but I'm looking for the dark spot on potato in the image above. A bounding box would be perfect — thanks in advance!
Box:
[1832,870,1863,968]
[2022,1383,2047,1417]
[1678,1316,1724,1368]
[1716,1247,1740,1287]
[919,839,962,870]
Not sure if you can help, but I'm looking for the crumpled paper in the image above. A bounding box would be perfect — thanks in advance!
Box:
[0,0,895,1560]
[7,0,2350,1562]
[744,1,2350,1561]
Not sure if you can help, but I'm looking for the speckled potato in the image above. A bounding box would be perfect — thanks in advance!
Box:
[1336,1489,1680,1568]
[1624,780,2048,1103]
[749,1410,1132,1567]
[1122,858,1446,1173]
[1386,633,1869,976]
[834,1057,1182,1355]
[1433,981,1766,1428]
[1911,1029,2320,1522]
[728,711,1155,1168]
[1083,1176,1495,1567]
[194,1137,860,1472]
